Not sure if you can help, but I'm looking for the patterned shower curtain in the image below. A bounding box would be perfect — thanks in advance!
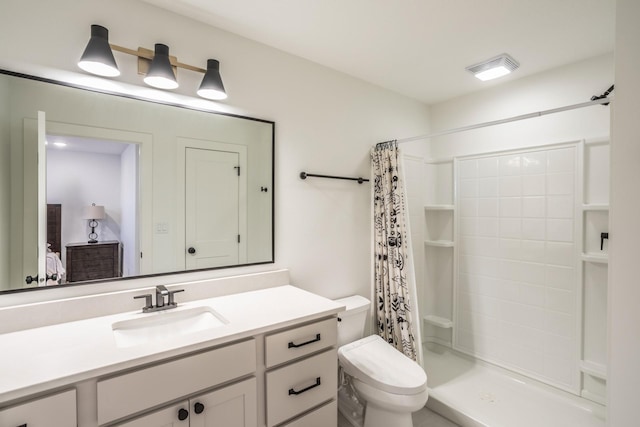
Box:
[371,140,418,361]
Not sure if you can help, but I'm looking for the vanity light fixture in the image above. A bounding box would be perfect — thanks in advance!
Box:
[197,59,227,100]
[83,203,106,244]
[78,25,121,77]
[466,53,519,81]
[143,44,179,89]
[77,25,227,99]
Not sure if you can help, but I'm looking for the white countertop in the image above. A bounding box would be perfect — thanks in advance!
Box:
[0,285,344,403]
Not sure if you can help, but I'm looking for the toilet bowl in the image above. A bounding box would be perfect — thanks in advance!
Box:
[335,296,428,427]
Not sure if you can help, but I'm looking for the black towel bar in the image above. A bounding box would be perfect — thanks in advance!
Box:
[300,171,369,184]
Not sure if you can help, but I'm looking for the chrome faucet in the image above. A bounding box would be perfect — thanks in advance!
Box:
[156,285,169,308]
[134,285,184,313]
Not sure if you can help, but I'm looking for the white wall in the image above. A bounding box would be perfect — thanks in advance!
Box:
[429,54,612,159]
[46,149,123,264]
[607,0,640,424]
[0,0,430,304]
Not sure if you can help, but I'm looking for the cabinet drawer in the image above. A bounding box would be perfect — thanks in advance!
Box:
[69,245,117,260]
[98,339,256,425]
[266,348,337,427]
[265,317,337,367]
[281,399,337,427]
[0,389,76,427]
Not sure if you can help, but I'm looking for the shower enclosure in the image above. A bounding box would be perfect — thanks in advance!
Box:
[404,136,609,426]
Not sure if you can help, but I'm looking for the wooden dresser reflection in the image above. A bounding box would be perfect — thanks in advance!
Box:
[66,241,122,283]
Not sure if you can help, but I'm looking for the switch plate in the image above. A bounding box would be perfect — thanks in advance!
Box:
[155,222,169,234]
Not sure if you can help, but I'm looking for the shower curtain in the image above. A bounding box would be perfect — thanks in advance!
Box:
[372,140,421,362]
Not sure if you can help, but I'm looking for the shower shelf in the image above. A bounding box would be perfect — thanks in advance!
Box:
[424,240,454,248]
[581,204,609,211]
[579,360,607,380]
[581,253,608,264]
[424,204,455,211]
[423,315,453,328]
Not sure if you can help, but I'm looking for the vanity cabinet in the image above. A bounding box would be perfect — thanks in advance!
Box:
[0,285,343,427]
[0,389,76,427]
[114,377,257,427]
[265,318,338,427]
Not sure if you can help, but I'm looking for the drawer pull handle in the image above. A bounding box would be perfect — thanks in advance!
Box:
[288,333,321,348]
[178,408,189,421]
[288,377,321,395]
[194,402,205,414]
[17,424,27,427]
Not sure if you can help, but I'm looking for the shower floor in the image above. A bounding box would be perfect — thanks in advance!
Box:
[423,343,606,427]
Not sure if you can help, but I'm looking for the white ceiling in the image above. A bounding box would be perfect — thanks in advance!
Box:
[141,0,616,105]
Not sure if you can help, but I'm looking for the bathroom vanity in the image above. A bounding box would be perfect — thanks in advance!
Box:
[0,284,343,427]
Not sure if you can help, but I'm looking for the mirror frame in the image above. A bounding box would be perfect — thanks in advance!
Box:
[0,69,275,295]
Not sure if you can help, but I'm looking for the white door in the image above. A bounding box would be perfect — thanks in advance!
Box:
[185,148,240,269]
[23,112,48,287]
[190,378,257,427]
[36,111,47,286]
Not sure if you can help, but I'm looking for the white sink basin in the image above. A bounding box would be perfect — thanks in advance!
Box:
[112,306,228,348]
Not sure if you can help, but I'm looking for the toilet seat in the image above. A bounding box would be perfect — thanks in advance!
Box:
[338,334,427,395]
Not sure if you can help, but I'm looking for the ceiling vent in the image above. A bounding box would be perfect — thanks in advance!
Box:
[466,53,519,81]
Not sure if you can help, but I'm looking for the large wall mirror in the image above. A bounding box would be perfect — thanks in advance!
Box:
[0,70,274,293]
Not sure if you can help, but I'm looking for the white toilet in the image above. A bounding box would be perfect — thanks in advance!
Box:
[335,295,428,427]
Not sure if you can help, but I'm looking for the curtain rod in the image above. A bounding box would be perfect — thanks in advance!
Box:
[397,96,613,144]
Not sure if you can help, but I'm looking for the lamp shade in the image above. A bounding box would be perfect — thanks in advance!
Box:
[78,25,120,77]
[143,44,179,89]
[83,204,105,220]
[197,59,227,100]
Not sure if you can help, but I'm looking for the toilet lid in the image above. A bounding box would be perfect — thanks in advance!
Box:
[338,335,427,395]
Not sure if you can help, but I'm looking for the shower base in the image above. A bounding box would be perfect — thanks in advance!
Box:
[423,343,605,427]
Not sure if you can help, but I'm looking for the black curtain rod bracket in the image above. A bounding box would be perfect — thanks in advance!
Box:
[300,171,369,184]
[591,84,614,106]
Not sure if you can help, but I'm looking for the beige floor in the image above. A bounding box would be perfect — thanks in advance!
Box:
[338,407,460,427]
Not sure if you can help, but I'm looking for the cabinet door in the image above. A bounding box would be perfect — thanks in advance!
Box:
[0,389,76,427]
[190,377,257,427]
[114,401,189,427]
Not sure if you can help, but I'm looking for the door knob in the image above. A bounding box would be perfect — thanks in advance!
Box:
[177,408,189,421]
[188,247,196,254]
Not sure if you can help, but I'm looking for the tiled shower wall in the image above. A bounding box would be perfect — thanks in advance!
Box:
[455,145,579,392]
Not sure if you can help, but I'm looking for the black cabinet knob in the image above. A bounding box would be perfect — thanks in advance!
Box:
[194,401,205,414]
[25,275,37,284]
[178,408,189,421]
[188,247,196,254]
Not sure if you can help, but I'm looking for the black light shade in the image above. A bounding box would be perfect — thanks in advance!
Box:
[78,25,120,77]
[143,43,179,89]
[197,59,227,100]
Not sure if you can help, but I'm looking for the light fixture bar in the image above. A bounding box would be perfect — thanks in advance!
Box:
[78,25,227,100]
[110,44,206,73]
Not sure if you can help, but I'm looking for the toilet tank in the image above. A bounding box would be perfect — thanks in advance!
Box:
[334,295,371,347]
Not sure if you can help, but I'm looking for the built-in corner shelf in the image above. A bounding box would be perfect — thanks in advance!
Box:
[423,315,453,329]
[579,360,607,380]
[424,240,454,248]
[581,253,609,264]
[424,204,455,211]
[582,204,609,212]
